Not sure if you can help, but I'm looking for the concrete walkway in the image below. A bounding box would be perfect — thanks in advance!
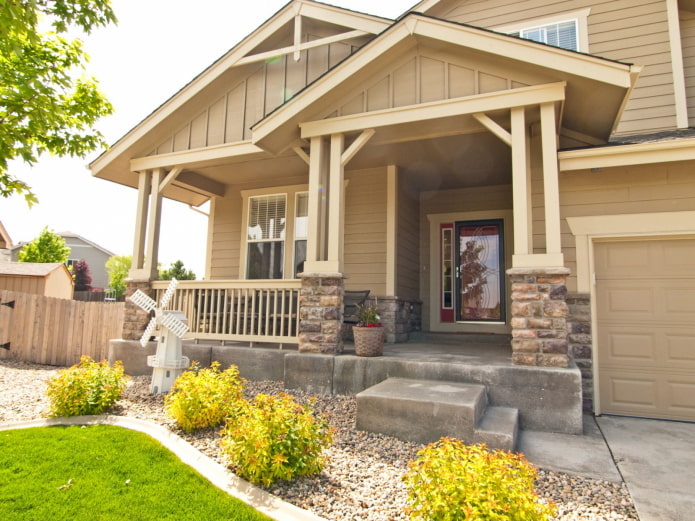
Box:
[597,416,695,521]
[519,414,695,521]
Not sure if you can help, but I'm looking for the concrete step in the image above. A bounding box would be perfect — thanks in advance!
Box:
[356,377,519,451]
[474,406,519,452]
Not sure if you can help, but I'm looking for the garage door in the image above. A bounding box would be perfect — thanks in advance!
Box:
[595,238,695,421]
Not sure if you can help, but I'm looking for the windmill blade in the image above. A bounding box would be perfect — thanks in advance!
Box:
[139,316,158,348]
[159,278,179,309]
[129,290,156,313]
[161,312,189,338]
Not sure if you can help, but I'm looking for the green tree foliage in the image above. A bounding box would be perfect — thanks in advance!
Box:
[159,259,196,281]
[17,226,70,262]
[0,0,117,205]
[105,254,131,299]
[72,258,92,291]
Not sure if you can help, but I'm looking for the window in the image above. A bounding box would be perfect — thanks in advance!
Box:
[493,9,590,53]
[511,20,578,51]
[246,194,286,279]
[294,192,308,277]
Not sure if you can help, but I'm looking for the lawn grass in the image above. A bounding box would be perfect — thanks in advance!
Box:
[0,425,273,521]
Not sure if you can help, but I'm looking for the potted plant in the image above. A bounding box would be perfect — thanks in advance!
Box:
[352,300,384,356]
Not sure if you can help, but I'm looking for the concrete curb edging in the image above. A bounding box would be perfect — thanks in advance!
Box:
[0,416,328,521]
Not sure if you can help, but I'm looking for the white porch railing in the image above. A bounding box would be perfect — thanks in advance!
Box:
[152,280,301,345]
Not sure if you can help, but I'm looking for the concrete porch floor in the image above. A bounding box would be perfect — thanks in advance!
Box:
[111,331,583,435]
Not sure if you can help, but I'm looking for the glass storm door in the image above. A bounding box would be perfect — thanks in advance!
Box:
[455,220,505,322]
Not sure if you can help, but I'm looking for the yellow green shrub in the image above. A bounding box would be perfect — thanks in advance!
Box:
[165,361,246,433]
[220,392,334,487]
[403,438,556,521]
[46,356,128,417]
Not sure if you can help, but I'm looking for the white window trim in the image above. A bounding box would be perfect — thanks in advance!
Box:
[492,8,591,53]
[240,184,307,280]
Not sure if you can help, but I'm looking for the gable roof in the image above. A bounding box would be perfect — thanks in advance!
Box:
[252,12,639,154]
[89,0,392,199]
[57,231,115,258]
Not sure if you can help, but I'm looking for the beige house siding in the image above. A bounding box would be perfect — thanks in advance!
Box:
[431,0,677,135]
[344,167,388,296]
[681,9,695,126]
[396,182,420,301]
[559,160,695,291]
[419,184,513,331]
[207,190,243,280]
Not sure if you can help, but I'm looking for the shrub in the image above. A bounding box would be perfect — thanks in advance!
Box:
[220,392,334,487]
[46,356,128,417]
[403,438,556,521]
[164,361,246,433]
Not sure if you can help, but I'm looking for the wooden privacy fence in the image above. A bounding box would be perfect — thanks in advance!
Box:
[0,290,125,367]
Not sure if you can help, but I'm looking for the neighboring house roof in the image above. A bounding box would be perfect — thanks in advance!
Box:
[57,231,115,258]
[8,232,114,259]
[0,262,69,277]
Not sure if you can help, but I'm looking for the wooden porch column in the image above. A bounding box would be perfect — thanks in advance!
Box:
[326,133,345,273]
[540,102,564,267]
[144,168,164,279]
[131,171,151,273]
[510,107,532,266]
[304,136,329,272]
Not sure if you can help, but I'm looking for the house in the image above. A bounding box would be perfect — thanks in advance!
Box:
[0,221,12,262]
[0,263,74,299]
[10,231,114,290]
[90,0,695,425]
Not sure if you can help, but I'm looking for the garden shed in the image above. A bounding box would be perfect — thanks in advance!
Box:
[0,263,74,299]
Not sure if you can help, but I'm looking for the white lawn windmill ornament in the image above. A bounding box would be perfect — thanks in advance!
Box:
[129,278,190,394]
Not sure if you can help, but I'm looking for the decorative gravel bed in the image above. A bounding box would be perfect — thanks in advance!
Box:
[0,360,638,521]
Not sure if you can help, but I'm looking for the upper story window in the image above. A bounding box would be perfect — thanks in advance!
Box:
[494,8,590,53]
[511,20,578,51]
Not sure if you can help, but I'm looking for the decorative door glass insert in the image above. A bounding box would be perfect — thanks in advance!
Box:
[456,220,504,321]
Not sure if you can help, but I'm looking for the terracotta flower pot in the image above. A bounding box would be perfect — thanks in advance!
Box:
[352,326,384,356]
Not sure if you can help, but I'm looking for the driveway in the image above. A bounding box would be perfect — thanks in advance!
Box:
[597,416,695,521]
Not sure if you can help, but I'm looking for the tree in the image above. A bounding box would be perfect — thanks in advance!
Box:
[72,259,92,291]
[18,227,71,263]
[1,0,117,205]
[159,260,196,281]
[105,254,131,299]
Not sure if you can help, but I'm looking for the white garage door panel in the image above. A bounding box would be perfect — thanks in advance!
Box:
[596,238,695,421]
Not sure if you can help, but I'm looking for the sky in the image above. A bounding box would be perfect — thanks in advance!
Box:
[1,0,415,278]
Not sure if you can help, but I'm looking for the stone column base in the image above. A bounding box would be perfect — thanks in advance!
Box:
[122,279,153,341]
[298,273,344,354]
[507,267,570,368]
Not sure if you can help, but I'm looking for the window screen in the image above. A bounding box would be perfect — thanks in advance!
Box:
[518,20,578,51]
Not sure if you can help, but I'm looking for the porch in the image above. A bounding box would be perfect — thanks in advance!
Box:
[110,331,583,435]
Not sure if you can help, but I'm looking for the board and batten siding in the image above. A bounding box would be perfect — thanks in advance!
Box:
[431,0,678,135]
[557,161,695,292]
[681,9,695,127]
[419,184,513,331]
[149,37,363,157]
[344,168,388,296]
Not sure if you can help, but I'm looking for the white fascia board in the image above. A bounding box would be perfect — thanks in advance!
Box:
[300,82,566,138]
[413,17,634,89]
[130,142,266,172]
[298,2,391,32]
[559,138,695,171]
